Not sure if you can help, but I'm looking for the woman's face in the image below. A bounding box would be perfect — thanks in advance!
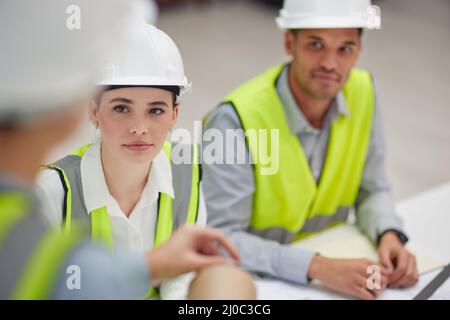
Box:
[91,87,179,163]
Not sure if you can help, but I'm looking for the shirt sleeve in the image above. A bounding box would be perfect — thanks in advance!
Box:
[34,168,65,226]
[159,272,196,300]
[50,242,151,299]
[202,103,316,285]
[195,183,207,226]
[355,78,407,243]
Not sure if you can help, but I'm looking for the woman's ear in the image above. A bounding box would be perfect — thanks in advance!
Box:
[172,104,180,124]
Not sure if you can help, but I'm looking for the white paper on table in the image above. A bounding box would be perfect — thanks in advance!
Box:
[396,182,450,263]
[255,268,447,300]
[292,224,445,274]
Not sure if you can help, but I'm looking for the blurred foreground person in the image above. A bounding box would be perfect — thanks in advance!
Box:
[0,0,252,300]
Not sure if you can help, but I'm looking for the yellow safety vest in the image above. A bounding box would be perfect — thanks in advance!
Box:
[224,64,374,240]
[44,141,201,298]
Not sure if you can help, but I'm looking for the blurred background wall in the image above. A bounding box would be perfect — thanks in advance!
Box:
[48,0,450,201]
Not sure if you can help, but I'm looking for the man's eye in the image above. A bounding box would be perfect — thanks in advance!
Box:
[113,105,129,113]
[149,108,164,115]
[309,41,323,49]
[340,46,353,54]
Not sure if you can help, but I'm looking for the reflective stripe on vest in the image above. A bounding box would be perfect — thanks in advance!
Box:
[224,64,374,240]
[0,192,83,299]
[45,141,201,249]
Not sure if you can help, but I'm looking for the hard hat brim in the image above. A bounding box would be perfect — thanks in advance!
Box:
[97,76,191,95]
[276,16,370,30]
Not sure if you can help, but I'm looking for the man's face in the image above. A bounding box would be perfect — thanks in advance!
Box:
[285,28,362,100]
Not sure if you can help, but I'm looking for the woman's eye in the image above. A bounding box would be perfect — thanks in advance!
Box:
[149,108,164,115]
[113,105,129,113]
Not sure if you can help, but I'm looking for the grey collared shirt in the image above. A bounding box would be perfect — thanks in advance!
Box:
[202,65,405,285]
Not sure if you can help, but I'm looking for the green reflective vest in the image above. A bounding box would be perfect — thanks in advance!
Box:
[224,64,374,240]
[45,141,200,249]
[43,141,201,299]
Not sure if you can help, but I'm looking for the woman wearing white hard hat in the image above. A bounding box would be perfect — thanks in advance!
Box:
[36,23,254,299]
[1,0,249,300]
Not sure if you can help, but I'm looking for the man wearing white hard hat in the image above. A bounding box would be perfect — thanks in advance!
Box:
[203,0,418,299]
[0,0,245,299]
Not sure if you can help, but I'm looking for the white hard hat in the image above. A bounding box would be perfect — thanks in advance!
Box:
[0,0,152,124]
[98,23,191,95]
[276,0,375,30]
[138,0,160,25]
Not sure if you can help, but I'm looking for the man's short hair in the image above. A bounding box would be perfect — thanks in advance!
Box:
[290,28,363,37]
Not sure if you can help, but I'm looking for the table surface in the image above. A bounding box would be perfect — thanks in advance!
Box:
[256,182,450,300]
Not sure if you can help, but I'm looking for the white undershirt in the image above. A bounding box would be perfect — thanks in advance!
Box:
[35,140,207,299]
